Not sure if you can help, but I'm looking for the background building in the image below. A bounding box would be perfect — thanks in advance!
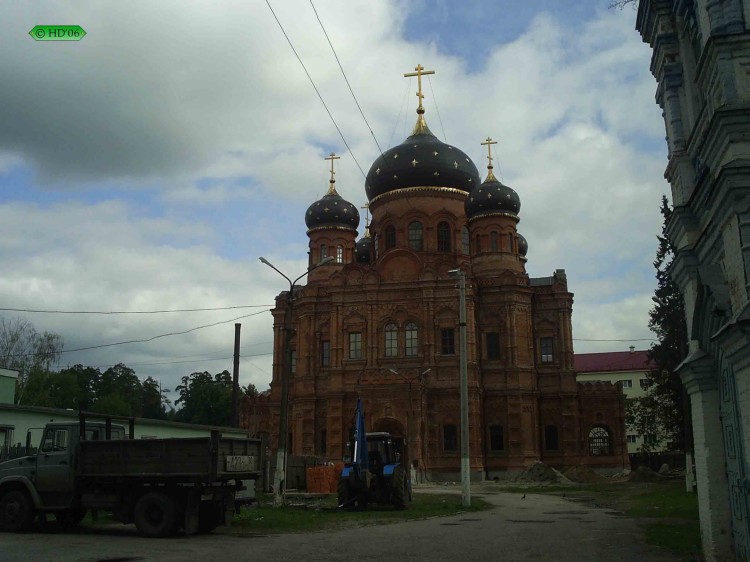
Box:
[575,349,664,453]
[244,68,629,481]
[637,2,750,560]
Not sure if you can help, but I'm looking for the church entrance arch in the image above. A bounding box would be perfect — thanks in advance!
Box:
[372,417,405,438]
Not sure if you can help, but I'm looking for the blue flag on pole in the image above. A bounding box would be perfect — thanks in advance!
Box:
[354,398,369,471]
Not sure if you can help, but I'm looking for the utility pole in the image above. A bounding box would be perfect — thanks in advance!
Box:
[231,323,241,428]
[449,268,471,507]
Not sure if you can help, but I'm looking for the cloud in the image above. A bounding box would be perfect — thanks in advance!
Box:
[0,1,670,403]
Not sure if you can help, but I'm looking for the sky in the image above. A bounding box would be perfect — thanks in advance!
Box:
[0,0,668,407]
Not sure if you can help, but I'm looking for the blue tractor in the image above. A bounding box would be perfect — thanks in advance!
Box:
[337,399,410,510]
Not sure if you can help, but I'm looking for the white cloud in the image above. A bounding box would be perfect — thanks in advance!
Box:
[0,1,670,404]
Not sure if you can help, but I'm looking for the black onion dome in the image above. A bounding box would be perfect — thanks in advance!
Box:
[518,233,528,256]
[365,119,480,201]
[305,187,360,231]
[355,230,372,264]
[464,171,521,220]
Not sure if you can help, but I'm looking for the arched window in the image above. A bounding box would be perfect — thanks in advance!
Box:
[588,427,612,456]
[336,245,343,263]
[408,221,423,250]
[475,234,482,252]
[508,233,514,253]
[443,425,458,452]
[374,233,380,259]
[490,232,499,252]
[404,322,418,356]
[384,323,398,357]
[545,425,559,450]
[320,244,327,259]
[437,222,451,252]
[385,226,396,250]
[461,226,470,255]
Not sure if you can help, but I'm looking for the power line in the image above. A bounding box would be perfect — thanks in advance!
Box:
[309,0,385,160]
[426,75,447,141]
[573,338,656,342]
[93,351,274,369]
[8,310,272,358]
[0,304,274,315]
[265,0,366,178]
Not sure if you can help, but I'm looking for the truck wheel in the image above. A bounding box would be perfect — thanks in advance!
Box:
[391,467,407,510]
[134,492,178,538]
[0,490,35,532]
[197,502,222,533]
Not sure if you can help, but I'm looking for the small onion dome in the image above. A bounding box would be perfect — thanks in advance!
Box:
[355,228,372,264]
[464,168,521,220]
[305,182,360,231]
[518,233,528,256]
[365,116,480,202]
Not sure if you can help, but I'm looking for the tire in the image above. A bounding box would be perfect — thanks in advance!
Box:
[0,490,35,532]
[337,478,350,509]
[391,466,407,510]
[55,509,87,528]
[197,502,223,534]
[134,492,178,538]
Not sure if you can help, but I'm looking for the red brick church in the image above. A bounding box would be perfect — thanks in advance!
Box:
[241,66,628,480]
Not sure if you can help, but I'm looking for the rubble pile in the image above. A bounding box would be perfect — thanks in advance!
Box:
[563,465,605,484]
[513,461,572,484]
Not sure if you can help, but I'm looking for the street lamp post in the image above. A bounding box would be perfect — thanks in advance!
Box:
[260,255,334,507]
[448,268,471,507]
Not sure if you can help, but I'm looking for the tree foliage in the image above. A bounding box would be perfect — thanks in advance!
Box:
[0,317,64,403]
[629,196,689,451]
[174,370,257,426]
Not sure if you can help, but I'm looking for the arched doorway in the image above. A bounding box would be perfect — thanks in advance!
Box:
[372,417,405,438]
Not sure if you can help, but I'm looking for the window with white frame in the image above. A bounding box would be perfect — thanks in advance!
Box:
[384,323,398,357]
[405,322,418,356]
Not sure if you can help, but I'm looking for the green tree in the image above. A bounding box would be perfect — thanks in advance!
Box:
[0,317,64,404]
[174,370,234,426]
[91,363,143,416]
[141,376,171,419]
[630,196,689,451]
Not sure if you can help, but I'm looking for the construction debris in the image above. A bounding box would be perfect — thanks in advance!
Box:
[513,461,572,484]
[563,465,605,484]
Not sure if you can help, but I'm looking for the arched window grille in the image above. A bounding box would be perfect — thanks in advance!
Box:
[336,245,343,263]
[320,244,327,259]
[408,221,423,251]
[490,232,499,252]
[437,222,451,252]
[461,226,470,255]
[588,427,612,456]
[385,226,396,250]
[405,322,418,356]
[384,323,398,357]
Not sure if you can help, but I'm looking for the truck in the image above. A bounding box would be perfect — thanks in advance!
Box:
[337,399,411,510]
[0,412,264,538]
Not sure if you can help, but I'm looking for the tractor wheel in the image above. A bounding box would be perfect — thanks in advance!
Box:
[337,478,351,509]
[0,490,35,532]
[134,492,179,538]
[391,467,407,510]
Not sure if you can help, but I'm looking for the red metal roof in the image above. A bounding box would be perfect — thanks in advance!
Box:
[574,350,655,373]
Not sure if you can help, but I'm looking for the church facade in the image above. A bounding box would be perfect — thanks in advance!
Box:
[242,67,628,480]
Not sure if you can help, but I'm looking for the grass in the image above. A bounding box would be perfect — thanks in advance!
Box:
[225,492,489,535]
[501,479,702,561]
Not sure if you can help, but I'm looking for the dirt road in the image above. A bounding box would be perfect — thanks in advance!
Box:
[0,489,679,562]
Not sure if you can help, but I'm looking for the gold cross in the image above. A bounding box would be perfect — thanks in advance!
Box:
[325,152,340,180]
[403,64,435,111]
[481,137,498,168]
[360,202,370,226]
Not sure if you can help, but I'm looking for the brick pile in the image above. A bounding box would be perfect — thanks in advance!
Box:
[305,462,345,493]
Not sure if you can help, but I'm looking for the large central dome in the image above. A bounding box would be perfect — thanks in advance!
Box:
[365,117,480,202]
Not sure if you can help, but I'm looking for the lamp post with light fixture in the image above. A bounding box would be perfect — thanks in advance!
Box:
[260,255,335,507]
[448,267,470,507]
